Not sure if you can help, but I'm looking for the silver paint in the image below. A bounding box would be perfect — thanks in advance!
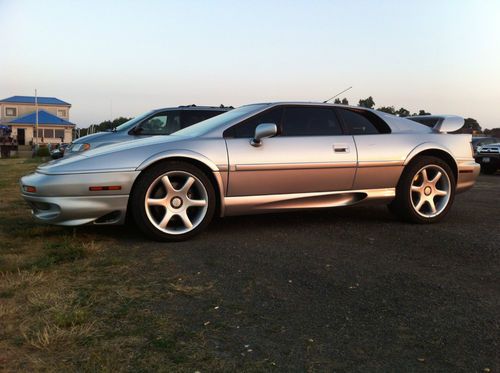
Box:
[20,102,480,227]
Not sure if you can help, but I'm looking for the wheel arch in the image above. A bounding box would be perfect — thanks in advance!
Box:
[404,143,458,183]
[130,152,226,217]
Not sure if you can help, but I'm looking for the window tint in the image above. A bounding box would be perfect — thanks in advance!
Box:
[281,107,342,136]
[138,111,181,135]
[338,108,389,135]
[181,110,224,129]
[227,107,283,138]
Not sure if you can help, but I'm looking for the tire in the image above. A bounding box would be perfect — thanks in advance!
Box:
[480,163,497,175]
[131,161,216,241]
[388,156,455,224]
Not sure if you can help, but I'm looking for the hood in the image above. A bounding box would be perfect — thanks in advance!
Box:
[38,134,191,174]
[72,132,111,144]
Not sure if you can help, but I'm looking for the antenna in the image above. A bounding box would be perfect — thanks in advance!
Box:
[323,86,352,103]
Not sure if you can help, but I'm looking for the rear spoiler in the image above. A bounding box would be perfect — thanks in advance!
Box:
[408,115,464,133]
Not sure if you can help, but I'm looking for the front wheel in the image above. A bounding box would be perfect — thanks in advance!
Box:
[131,161,216,241]
[388,156,455,223]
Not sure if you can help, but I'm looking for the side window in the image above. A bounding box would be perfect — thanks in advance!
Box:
[181,110,223,129]
[137,111,180,135]
[281,107,342,136]
[226,107,283,138]
[337,108,390,135]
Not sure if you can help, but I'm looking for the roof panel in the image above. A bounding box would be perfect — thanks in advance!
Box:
[0,95,70,105]
[8,110,74,126]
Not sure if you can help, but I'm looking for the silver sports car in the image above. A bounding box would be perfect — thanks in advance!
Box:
[20,102,479,241]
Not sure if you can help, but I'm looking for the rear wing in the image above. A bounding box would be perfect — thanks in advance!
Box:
[408,115,464,133]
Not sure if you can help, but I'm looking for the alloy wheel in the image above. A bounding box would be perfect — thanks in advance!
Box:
[144,171,208,235]
[410,164,451,218]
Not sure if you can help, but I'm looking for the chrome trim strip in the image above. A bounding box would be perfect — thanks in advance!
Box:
[234,161,357,171]
[37,168,137,175]
[357,160,404,168]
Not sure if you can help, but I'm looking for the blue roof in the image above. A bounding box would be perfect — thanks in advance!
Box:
[0,95,70,106]
[9,110,74,126]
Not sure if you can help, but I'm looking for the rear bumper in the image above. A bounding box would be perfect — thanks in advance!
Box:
[456,160,480,193]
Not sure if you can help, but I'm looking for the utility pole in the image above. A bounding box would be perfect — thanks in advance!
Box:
[35,89,39,145]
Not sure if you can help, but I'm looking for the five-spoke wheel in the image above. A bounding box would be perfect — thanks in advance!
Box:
[132,161,215,241]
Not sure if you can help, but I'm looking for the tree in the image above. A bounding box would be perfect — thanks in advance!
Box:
[396,107,410,117]
[358,96,375,109]
[484,128,500,137]
[377,106,396,115]
[453,118,482,134]
[417,109,431,115]
[451,118,481,134]
[334,97,349,105]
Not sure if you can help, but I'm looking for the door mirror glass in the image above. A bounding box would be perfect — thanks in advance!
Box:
[251,123,277,147]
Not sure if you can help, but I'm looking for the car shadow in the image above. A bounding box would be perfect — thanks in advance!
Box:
[67,205,400,244]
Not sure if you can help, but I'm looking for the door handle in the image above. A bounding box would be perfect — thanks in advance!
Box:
[333,144,350,153]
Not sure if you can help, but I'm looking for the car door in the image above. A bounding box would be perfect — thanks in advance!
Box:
[224,105,357,196]
[335,107,405,190]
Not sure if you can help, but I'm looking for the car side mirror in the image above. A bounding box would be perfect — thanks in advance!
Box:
[251,123,277,147]
[131,126,143,135]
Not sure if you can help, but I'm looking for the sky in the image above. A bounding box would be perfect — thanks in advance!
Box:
[1,0,499,129]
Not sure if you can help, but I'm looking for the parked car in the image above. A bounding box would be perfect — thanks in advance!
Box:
[475,141,500,174]
[65,105,231,156]
[471,136,499,156]
[20,103,479,241]
[50,143,70,159]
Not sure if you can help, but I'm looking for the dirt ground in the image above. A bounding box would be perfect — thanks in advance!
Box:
[1,158,498,372]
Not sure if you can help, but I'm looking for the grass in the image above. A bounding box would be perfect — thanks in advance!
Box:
[0,158,235,371]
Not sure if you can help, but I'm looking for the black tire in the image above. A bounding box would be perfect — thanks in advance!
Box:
[131,161,216,241]
[388,156,456,224]
[480,163,497,175]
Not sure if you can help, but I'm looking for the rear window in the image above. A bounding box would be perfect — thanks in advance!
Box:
[337,108,390,135]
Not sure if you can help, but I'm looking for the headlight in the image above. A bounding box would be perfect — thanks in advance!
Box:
[476,146,482,153]
[69,143,91,152]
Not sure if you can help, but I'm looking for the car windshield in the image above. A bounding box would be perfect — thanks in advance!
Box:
[172,104,267,137]
[114,110,155,132]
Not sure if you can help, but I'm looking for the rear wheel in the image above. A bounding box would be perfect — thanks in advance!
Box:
[388,156,455,223]
[131,161,216,241]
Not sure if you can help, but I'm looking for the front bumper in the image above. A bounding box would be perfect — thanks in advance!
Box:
[475,154,500,167]
[20,170,139,226]
[21,194,130,226]
[456,160,480,193]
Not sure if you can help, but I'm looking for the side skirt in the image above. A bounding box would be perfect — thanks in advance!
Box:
[222,188,395,216]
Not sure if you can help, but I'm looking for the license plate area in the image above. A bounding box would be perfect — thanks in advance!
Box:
[482,157,490,163]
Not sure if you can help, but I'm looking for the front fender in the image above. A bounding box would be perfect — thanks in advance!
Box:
[136,149,221,172]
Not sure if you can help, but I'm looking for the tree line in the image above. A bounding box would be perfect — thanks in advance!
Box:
[335,96,484,134]
[77,117,131,137]
[77,97,499,137]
